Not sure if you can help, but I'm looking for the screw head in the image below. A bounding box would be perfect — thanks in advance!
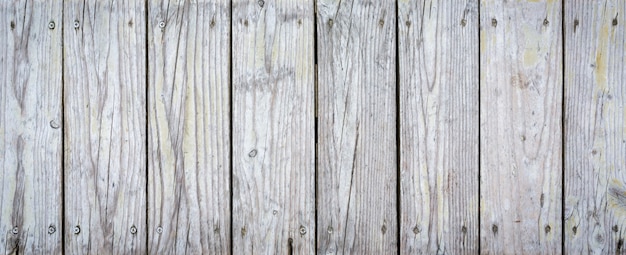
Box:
[48,21,55,29]
[11,227,18,235]
[130,225,137,234]
[158,21,165,28]
[299,226,307,235]
[73,226,81,235]
[156,226,163,234]
[258,0,264,7]
[73,20,80,29]
[48,225,56,234]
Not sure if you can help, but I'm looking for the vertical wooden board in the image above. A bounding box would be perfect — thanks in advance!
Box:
[398,0,479,253]
[479,0,562,253]
[232,0,315,253]
[316,0,397,253]
[0,1,63,254]
[564,1,626,253]
[63,0,147,253]
[147,0,230,254]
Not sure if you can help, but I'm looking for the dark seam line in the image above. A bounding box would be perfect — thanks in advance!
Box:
[61,1,66,254]
[313,0,319,252]
[229,0,234,254]
[477,0,482,253]
[395,0,401,254]
[561,0,566,252]
[145,0,149,252]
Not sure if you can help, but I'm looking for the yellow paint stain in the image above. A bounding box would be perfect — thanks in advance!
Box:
[480,30,488,62]
[523,50,538,67]
[595,24,609,90]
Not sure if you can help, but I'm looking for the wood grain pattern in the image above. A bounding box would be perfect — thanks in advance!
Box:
[147,0,231,254]
[0,1,63,254]
[231,0,316,253]
[63,0,147,253]
[564,1,626,253]
[316,0,397,253]
[479,0,563,253]
[398,0,479,253]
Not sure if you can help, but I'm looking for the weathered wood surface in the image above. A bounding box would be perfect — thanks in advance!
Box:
[480,0,563,254]
[398,0,479,253]
[231,0,316,253]
[63,0,147,253]
[0,1,63,254]
[147,1,231,254]
[316,0,397,253]
[564,1,626,254]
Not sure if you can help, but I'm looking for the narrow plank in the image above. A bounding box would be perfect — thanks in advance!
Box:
[63,1,147,253]
[231,0,315,253]
[0,1,63,254]
[479,0,563,253]
[564,1,626,253]
[316,0,398,253]
[398,0,479,253]
[147,0,230,254]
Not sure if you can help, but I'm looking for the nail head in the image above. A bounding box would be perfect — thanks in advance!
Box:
[73,226,81,234]
[159,21,166,28]
[299,226,307,235]
[74,20,80,29]
[11,227,18,235]
[130,225,137,234]
[156,226,163,234]
[48,21,55,29]
[48,225,56,234]
[258,0,264,7]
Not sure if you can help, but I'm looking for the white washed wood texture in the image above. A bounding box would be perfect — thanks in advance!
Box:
[148,0,231,254]
[232,0,316,253]
[316,0,398,253]
[398,0,479,253]
[564,1,626,254]
[0,1,63,254]
[63,0,147,253]
[480,0,563,253]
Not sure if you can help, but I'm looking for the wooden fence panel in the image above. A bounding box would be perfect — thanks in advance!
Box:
[147,1,231,254]
[479,0,563,253]
[398,0,479,253]
[564,1,626,253]
[231,0,316,253]
[0,1,63,254]
[316,0,398,253]
[63,0,147,253]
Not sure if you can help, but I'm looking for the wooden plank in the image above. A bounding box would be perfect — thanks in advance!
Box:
[564,1,626,253]
[479,0,562,253]
[63,0,147,253]
[316,0,397,253]
[147,0,230,254]
[231,0,315,253]
[0,1,63,254]
[398,0,479,253]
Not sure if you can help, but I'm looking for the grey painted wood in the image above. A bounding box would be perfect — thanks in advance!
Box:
[398,0,479,253]
[63,0,147,253]
[564,1,626,253]
[479,0,563,253]
[231,0,316,253]
[147,0,231,254]
[316,0,398,253]
[0,1,63,254]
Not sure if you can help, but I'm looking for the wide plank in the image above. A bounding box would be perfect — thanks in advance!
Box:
[63,0,147,253]
[0,1,63,254]
[231,0,316,253]
[398,0,479,253]
[316,0,398,253]
[147,0,231,254]
[479,0,563,253]
[564,1,626,253]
